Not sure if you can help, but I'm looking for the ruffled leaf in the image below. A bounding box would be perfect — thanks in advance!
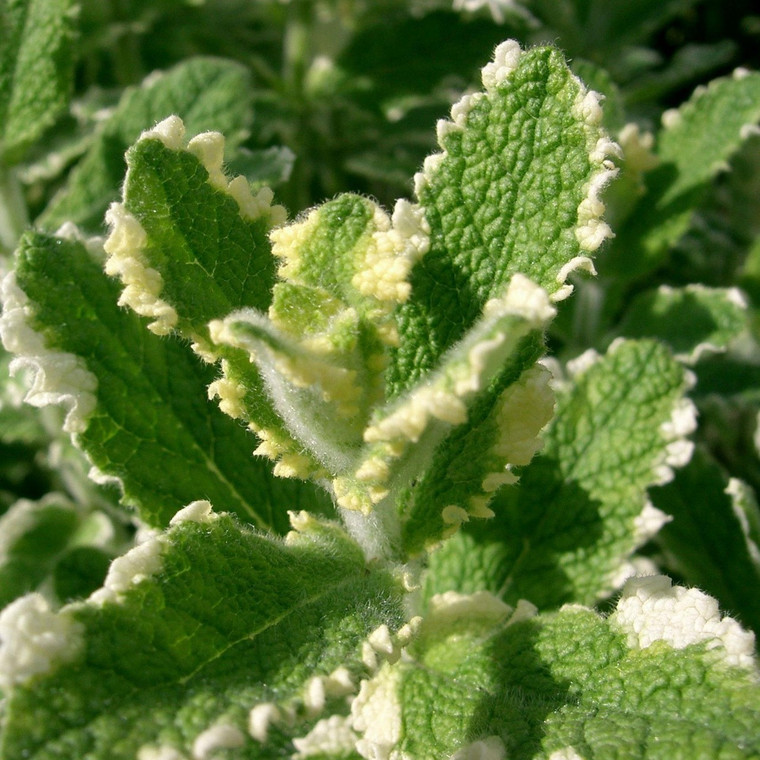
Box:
[351,581,759,760]
[388,40,619,393]
[104,115,283,343]
[0,509,405,759]
[424,339,695,608]
[0,230,331,530]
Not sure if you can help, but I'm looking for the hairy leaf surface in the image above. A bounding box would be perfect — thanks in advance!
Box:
[353,581,759,760]
[1,231,331,529]
[424,339,694,608]
[0,0,76,162]
[0,512,404,759]
[389,41,618,393]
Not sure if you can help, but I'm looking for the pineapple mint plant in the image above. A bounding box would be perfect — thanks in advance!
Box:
[1,1,760,758]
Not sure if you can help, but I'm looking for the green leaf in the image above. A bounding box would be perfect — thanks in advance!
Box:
[212,191,429,487]
[104,116,282,345]
[0,495,80,608]
[0,363,51,510]
[615,284,749,362]
[0,492,120,608]
[424,339,694,608]
[227,145,296,188]
[352,580,759,759]
[101,118,308,484]
[101,42,620,559]
[1,230,331,530]
[377,306,554,556]
[218,268,557,557]
[651,447,760,638]
[606,69,760,280]
[0,0,77,163]
[39,57,254,233]
[0,510,404,760]
[336,11,512,108]
[388,41,619,393]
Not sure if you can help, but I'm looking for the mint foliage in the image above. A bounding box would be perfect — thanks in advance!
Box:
[39,57,255,234]
[423,338,694,609]
[389,42,618,392]
[358,581,759,759]
[2,2,760,759]
[1,512,405,759]
[7,229,330,531]
[0,0,76,164]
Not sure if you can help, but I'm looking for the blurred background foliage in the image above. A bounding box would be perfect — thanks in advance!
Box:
[37,0,760,214]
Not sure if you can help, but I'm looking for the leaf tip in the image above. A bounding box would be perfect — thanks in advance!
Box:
[248,703,283,744]
[88,534,164,606]
[451,736,507,760]
[137,746,186,760]
[547,748,586,760]
[192,724,245,760]
[352,200,430,305]
[169,499,218,526]
[140,114,187,150]
[138,116,287,226]
[481,39,523,92]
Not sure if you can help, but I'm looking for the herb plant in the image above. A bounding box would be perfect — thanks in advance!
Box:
[1,1,760,758]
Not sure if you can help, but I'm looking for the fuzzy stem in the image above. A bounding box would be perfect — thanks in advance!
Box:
[339,497,402,564]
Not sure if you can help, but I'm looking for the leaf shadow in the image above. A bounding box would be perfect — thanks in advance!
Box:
[465,617,574,759]
[466,454,607,610]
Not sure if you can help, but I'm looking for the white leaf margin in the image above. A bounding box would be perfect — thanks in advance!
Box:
[0,269,97,434]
